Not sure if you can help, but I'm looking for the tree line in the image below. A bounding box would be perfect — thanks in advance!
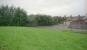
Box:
[0,6,65,26]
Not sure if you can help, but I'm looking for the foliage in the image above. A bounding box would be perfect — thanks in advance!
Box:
[35,15,53,26]
[27,15,65,26]
[0,6,27,26]
[0,5,65,26]
[12,7,27,26]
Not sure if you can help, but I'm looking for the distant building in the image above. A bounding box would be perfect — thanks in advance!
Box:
[68,16,87,29]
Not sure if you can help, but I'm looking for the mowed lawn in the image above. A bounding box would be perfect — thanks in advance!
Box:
[0,27,87,50]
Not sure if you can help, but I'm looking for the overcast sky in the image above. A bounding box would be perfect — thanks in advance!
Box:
[0,0,86,16]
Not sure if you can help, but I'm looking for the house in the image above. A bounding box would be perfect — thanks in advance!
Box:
[68,16,87,29]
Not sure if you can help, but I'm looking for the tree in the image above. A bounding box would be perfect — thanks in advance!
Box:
[35,15,53,26]
[0,6,15,26]
[0,6,28,26]
[12,7,27,26]
[0,5,65,26]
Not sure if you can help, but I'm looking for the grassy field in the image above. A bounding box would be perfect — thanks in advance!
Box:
[0,26,87,50]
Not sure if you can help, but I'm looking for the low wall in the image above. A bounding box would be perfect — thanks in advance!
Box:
[69,24,87,29]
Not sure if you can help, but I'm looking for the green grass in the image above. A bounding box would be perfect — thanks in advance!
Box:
[0,26,87,50]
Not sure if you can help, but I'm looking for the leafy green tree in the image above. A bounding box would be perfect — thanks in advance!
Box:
[12,7,27,26]
[0,5,65,26]
[0,6,15,26]
[26,15,38,26]
[0,6,28,26]
[35,15,53,26]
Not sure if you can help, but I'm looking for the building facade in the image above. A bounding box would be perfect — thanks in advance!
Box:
[69,16,87,29]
